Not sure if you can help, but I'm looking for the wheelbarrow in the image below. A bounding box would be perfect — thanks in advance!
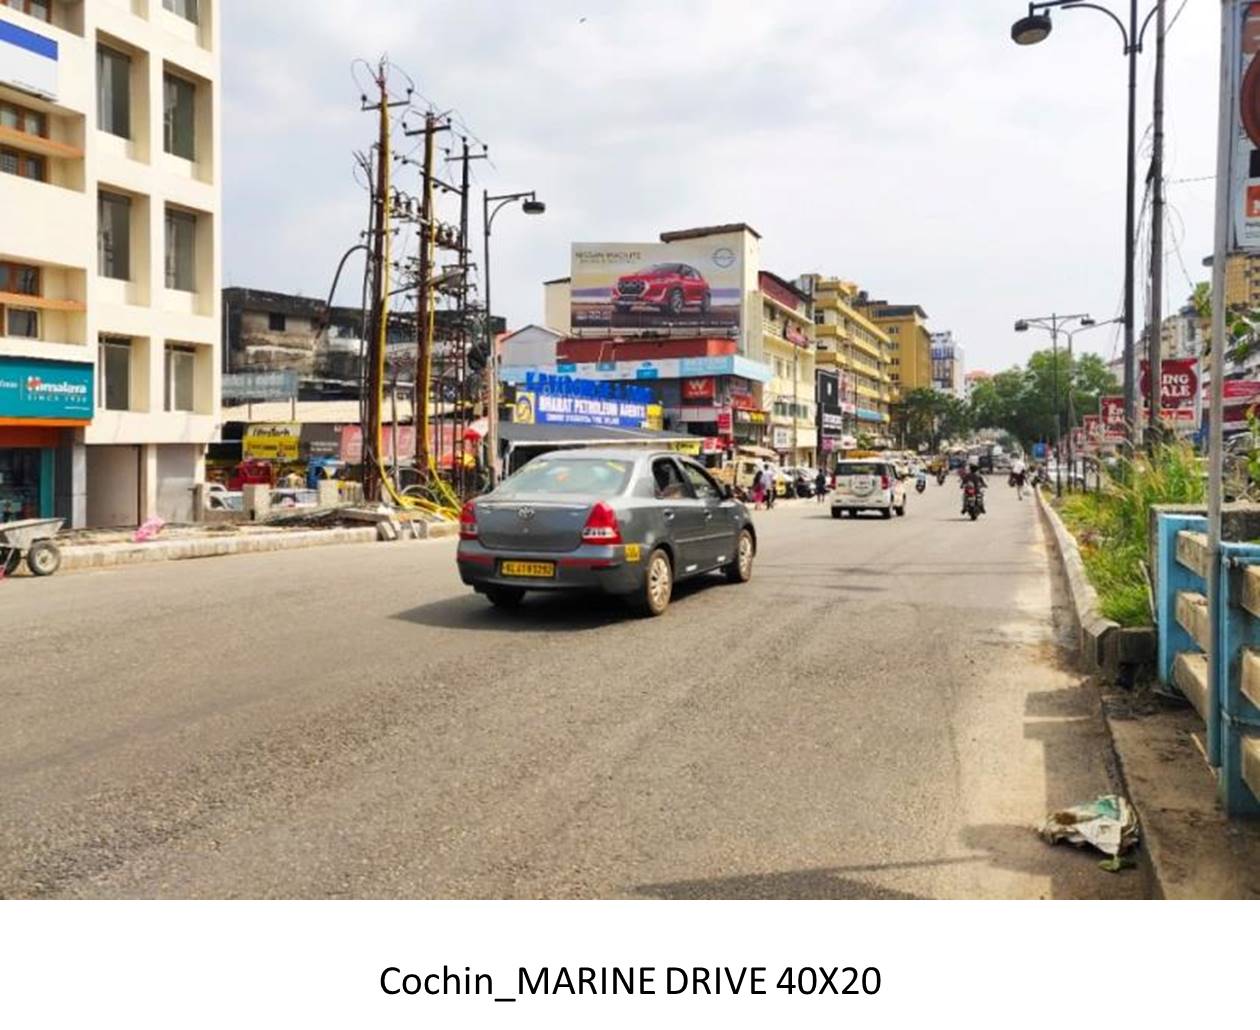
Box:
[0,518,65,577]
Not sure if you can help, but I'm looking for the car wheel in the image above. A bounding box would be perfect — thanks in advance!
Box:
[1,548,20,577]
[666,288,684,315]
[484,586,525,609]
[700,290,711,314]
[831,509,843,520]
[725,529,755,583]
[25,541,61,577]
[631,548,673,617]
[896,504,906,517]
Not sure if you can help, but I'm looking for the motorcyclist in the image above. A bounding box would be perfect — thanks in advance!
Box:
[960,458,987,515]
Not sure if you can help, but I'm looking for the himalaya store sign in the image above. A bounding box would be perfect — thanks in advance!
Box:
[0,356,93,422]
[514,375,654,429]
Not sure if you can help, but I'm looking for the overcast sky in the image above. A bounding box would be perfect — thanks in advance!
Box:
[222,0,1218,373]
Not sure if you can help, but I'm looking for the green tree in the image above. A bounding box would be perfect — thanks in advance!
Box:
[893,388,974,451]
[967,351,1118,450]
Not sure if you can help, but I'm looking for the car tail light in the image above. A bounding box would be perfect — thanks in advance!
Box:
[881,475,891,490]
[459,501,479,541]
[582,502,623,545]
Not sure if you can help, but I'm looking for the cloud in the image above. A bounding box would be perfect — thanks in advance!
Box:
[223,0,1218,372]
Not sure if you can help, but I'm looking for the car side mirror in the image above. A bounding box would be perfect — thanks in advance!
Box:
[721,483,735,501]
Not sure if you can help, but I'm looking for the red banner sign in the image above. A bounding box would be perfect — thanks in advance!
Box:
[1139,358,1201,424]
[1223,379,1260,429]
[1099,396,1128,443]
[682,377,715,401]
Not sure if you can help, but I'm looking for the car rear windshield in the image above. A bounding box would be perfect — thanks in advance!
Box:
[836,463,886,477]
[498,458,633,497]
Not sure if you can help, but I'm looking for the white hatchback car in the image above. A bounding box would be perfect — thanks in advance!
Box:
[830,459,907,520]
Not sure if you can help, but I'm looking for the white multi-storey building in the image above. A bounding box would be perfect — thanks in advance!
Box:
[0,0,220,527]
[930,330,965,399]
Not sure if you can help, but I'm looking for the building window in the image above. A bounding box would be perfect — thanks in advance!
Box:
[165,208,197,291]
[268,312,287,332]
[0,99,47,137]
[0,147,46,181]
[99,338,131,411]
[97,45,132,139]
[0,262,40,295]
[98,191,132,280]
[165,345,195,411]
[6,308,39,338]
[162,0,199,23]
[163,72,196,160]
[0,0,51,21]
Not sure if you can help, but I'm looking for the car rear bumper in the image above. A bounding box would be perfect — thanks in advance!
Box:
[456,541,645,595]
[832,495,892,510]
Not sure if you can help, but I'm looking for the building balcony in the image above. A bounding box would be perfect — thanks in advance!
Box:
[1,173,93,268]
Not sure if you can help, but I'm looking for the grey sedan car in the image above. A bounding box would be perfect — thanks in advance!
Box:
[456,448,757,616]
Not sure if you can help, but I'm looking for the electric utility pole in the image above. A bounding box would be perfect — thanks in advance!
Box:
[405,112,449,476]
[361,63,391,503]
[447,137,488,495]
[1146,0,1167,447]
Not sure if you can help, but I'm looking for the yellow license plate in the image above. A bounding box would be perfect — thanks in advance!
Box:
[500,561,556,579]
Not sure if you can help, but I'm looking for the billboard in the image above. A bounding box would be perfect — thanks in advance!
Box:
[570,242,743,335]
[0,357,92,423]
[1233,2,1260,249]
[1138,358,1201,425]
[0,18,57,101]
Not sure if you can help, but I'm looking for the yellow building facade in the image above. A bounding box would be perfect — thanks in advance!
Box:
[856,299,933,401]
[798,275,892,438]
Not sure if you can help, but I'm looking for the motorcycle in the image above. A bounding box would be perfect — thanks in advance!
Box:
[962,483,985,521]
[936,470,947,486]
[915,473,927,495]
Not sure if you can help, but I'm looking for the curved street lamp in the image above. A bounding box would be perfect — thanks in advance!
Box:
[1011,12,1053,45]
[482,190,546,486]
[1009,0,1164,449]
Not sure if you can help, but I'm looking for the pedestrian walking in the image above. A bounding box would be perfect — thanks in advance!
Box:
[764,463,777,509]
[815,467,827,503]
[751,467,765,510]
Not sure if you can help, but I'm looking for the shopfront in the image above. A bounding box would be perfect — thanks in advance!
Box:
[0,357,93,524]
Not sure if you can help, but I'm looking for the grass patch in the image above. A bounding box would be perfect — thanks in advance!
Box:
[1055,444,1205,628]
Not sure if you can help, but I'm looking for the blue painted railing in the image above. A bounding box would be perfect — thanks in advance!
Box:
[1154,512,1260,817]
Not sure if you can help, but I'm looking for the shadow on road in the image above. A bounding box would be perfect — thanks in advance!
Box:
[630,866,925,900]
[392,576,729,633]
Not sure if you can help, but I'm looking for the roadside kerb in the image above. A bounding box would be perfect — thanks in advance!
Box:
[50,521,460,573]
[1034,486,1126,675]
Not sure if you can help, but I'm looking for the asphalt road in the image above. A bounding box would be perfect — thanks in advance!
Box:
[0,480,1151,899]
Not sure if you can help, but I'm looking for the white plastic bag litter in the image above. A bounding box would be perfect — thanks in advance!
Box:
[1040,795,1139,858]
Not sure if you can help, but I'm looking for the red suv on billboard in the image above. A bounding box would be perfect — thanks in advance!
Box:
[613,263,711,316]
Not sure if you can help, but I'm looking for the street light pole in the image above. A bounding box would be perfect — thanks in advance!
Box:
[1012,0,1164,451]
[1015,312,1092,497]
[482,189,545,488]
[1063,317,1121,488]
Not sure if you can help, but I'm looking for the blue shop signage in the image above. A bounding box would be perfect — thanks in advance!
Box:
[517,374,655,428]
[0,356,94,422]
